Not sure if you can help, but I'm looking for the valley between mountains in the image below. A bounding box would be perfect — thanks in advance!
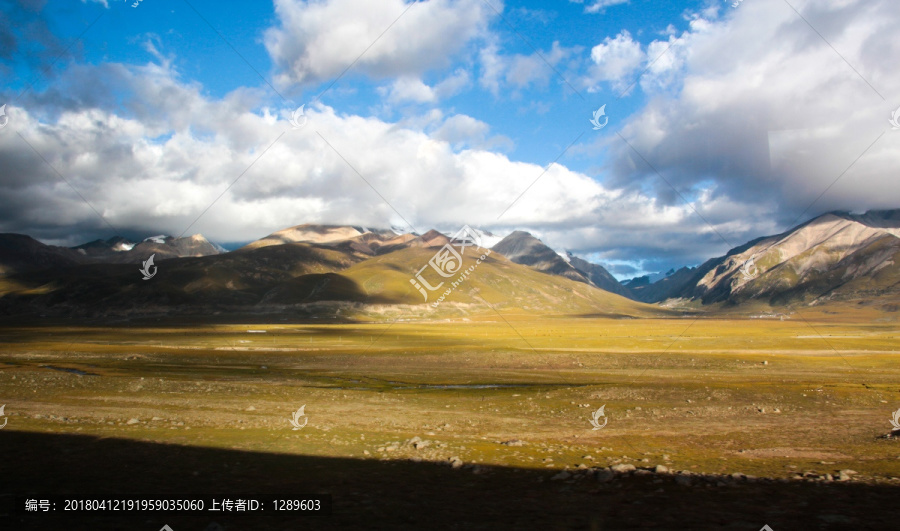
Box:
[1,210,898,529]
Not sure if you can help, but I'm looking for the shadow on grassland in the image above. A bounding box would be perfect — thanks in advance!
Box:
[0,431,895,530]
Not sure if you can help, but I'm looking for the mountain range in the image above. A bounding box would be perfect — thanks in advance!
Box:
[0,209,897,319]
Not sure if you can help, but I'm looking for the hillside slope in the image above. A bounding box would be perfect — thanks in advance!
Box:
[492,231,591,286]
[670,210,900,308]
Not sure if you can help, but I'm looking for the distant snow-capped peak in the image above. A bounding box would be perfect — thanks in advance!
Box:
[143,235,169,244]
[447,227,503,249]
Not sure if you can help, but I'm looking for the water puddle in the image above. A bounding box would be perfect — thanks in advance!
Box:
[40,365,98,376]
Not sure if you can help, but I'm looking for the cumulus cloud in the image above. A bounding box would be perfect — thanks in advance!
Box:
[0,56,714,265]
[585,30,645,92]
[601,0,900,238]
[264,0,496,88]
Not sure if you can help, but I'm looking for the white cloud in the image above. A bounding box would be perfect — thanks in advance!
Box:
[265,0,497,87]
[585,31,645,91]
[431,114,513,152]
[478,42,505,95]
[479,40,579,95]
[434,68,471,98]
[0,57,707,259]
[379,69,471,104]
[382,76,436,103]
[605,0,900,229]
[569,0,628,15]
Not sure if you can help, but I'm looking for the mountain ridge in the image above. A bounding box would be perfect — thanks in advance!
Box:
[1,209,898,316]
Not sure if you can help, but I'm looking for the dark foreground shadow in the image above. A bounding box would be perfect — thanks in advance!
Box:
[0,431,894,530]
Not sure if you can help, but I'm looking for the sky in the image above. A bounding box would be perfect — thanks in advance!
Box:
[0,0,898,279]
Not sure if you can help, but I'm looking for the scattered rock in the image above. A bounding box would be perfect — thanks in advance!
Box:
[551,471,571,481]
[838,469,857,481]
[407,437,430,450]
[610,464,636,474]
[126,418,139,425]
[449,457,463,469]
[501,439,524,446]
[654,465,669,474]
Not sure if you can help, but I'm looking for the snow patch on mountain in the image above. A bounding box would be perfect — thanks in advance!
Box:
[144,235,168,244]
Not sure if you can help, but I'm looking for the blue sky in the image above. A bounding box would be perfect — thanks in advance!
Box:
[10,0,701,168]
[1,0,897,279]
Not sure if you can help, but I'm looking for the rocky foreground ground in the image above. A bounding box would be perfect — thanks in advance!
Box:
[4,430,898,530]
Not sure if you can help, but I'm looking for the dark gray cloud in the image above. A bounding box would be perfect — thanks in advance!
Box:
[601,0,900,239]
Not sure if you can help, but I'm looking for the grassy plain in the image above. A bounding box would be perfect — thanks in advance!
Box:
[1,310,899,528]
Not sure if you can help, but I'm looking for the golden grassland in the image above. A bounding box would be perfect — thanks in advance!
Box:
[2,310,898,483]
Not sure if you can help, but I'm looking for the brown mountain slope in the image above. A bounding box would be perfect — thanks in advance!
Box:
[0,234,83,276]
[337,245,662,317]
[0,240,371,317]
[670,210,900,308]
[0,234,664,319]
[492,231,591,286]
[567,254,634,298]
